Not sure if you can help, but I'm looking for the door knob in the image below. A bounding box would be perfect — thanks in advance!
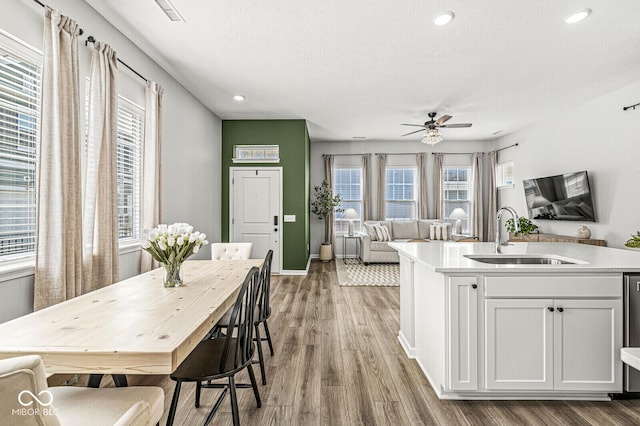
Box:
[557,307,564,313]
[471,284,477,289]
[548,307,554,312]
[274,228,278,232]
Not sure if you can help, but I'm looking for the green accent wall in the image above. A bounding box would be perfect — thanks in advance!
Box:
[221,120,310,271]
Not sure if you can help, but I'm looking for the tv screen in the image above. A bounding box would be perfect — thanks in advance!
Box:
[523,171,596,222]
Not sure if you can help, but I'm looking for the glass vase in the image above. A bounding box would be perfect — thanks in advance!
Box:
[163,262,183,288]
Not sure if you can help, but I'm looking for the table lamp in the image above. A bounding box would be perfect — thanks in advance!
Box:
[343,208,359,236]
[449,208,468,234]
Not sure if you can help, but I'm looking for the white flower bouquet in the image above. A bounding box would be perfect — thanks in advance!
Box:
[141,223,209,287]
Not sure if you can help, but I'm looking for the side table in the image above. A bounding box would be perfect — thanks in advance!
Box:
[343,234,362,264]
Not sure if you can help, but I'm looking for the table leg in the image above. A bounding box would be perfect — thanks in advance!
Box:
[343,235,347,264]
[87,374,128,388]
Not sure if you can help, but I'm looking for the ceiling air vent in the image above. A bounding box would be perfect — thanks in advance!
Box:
[154,0,185,22]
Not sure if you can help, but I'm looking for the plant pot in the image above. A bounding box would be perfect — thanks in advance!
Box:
[319,243,332,262]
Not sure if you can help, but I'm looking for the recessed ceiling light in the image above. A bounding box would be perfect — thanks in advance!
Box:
[352,136,367,139]
[433,11,455,26]
[233,95,245,102]
[565,8,591,24]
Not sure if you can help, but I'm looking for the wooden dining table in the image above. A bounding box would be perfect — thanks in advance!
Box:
[0,259,262,379]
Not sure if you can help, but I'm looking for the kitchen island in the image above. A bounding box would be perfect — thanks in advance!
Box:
[390,241,640,400]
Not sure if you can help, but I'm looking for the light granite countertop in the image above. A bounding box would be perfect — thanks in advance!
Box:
[389,241,640,273]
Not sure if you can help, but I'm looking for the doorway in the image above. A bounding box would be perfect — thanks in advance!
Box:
[230,167,282,273]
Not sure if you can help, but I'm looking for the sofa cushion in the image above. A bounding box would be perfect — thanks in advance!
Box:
[418,220,437,239]
[370,241,396,252]
[372,225,391,241]
[392,220,419,240]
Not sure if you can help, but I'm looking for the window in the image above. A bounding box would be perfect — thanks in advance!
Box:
[443,167,472,233]
[333,168,362,234]
[497,161,514,188]
[116,97,143,242]
[0,33,41,260]
[386,167,416,220]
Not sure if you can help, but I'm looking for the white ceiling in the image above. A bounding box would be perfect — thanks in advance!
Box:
[83,0,640,142]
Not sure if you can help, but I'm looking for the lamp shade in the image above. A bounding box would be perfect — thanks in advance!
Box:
[343,208,359,220]
[449,208,468,220]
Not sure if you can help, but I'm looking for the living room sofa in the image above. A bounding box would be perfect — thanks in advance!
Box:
[361,219,438,264]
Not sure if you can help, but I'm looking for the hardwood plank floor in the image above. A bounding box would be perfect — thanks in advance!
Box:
[114,259,640,425]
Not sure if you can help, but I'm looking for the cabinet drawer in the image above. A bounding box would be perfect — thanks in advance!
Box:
[484,275,622,298]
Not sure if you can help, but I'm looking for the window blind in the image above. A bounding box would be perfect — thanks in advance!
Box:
[116,97,143,242]
[0,33,41,259]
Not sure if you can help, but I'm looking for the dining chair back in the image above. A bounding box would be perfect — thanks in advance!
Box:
[0,355,164,426]
[211,242,253,260]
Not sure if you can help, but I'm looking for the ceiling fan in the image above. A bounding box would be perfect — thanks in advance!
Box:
[401,112,472,145]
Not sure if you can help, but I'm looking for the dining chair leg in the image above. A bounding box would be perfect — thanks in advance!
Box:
[254,324,267,385]
[247,363,262,407]
[228,376,240,426]
[166,381,182,426]
[195,380,202,408]
[263,320,275,356]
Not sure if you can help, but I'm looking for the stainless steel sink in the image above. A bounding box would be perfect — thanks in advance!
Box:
[464,254,578,265]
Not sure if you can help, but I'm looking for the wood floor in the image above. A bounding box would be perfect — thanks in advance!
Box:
[119,260,640,425]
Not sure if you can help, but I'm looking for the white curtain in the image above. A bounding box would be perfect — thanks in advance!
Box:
[362,154,372,222]
[82,42,119,292]
[34,8,83,310]
[416,152,428,219]
[324,155,336,253]
[487,151,498,242]
[140,82,164,273]
[433,153,444,219]
[471,152,484,241]
[377,154,387,220]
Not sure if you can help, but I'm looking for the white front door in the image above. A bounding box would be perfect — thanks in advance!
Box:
[230,168,281,273]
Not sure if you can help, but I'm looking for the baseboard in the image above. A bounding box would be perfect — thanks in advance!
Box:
[397,332,416,358]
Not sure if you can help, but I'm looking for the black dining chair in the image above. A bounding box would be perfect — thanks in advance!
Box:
[213,250,274,385]
[166,267,261,426]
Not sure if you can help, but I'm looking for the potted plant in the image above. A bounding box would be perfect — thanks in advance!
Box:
[625,231,640,249]
[505,217,538,240]
[311,179,343,261]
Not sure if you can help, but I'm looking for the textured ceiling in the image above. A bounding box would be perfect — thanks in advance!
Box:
[83,0,640,142]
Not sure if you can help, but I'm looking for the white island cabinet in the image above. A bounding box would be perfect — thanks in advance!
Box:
[390,241,640,400]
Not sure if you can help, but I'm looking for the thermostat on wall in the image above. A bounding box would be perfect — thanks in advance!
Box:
[284,215,296,222]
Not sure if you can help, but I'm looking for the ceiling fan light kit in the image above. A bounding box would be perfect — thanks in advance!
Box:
[422,128,443,145]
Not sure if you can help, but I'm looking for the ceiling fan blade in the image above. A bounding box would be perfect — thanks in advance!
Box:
[440,123,472,128]
[435,115,452,126]
[400,123,426,127]
[401,128,426,137]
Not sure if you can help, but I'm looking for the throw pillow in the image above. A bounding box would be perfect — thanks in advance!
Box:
[372,224,391,242]
[364,222,379,241]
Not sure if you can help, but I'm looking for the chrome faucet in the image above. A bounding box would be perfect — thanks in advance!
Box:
[495,206,519,253]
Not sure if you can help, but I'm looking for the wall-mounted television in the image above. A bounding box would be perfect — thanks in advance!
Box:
[523,171,596,222]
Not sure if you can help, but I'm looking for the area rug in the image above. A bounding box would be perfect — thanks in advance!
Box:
[335,260,399,287]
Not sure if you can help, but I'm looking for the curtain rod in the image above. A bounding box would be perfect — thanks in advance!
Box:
[623,102,640,111]
[85,36,148,82]
[33,0,84,35]
[322,153,369,157]
[494,142,519,153]
[375,152,482,156]
[33,0,147,83]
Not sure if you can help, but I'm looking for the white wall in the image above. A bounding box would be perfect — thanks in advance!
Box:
[310,139,491,256]
[494,81,640,248]
[0,0,222,322]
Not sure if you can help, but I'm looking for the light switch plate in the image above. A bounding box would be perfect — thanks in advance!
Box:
[284,215,296,222]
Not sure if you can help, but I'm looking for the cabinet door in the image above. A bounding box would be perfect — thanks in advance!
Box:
[553,299,622,391]
[485,299,554,390]
[448,276,478,390]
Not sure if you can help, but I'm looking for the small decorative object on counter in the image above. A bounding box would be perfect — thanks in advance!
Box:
[576,225,591,239]
[626,231,640,249]
[141,223,209,287]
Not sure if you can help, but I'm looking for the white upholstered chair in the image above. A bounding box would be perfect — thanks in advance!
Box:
[210,242,253,260]
[0,355,164,426]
